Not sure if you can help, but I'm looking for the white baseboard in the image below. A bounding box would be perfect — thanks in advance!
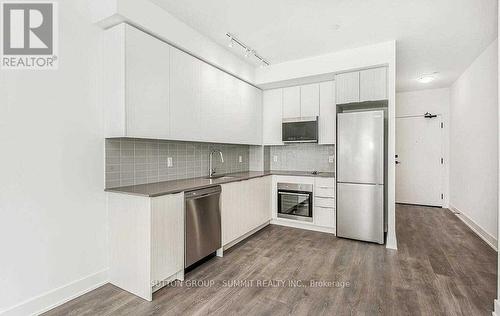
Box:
[493,299,500,316]
[270,218,336,234]
[449,205,497,251]
[223,221,270,251]
[0,269,109,316]
[385,233,398,250]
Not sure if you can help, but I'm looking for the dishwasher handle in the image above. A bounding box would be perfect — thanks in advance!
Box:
[185,186,221,200]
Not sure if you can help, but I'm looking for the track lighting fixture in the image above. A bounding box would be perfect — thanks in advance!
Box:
[225,33,270,66]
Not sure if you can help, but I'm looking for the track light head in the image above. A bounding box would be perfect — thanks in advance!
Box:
[226,33,269,66]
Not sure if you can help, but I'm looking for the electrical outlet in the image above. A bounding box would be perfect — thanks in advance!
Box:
[328,156,334,163]
[239,156,242,163]
[167,157,173,167]
[273,155,278,162]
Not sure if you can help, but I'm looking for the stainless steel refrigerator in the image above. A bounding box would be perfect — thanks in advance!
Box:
[337,110,385,244]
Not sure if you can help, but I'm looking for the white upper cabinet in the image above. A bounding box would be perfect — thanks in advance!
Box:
[199,63,229,143]
[170,47,201,141]
[238,82,263,145]
[282,84,319,119]
[300,83,320,117]
[282,86,301,118]
[335,72,360,104]
[263,82,330,144]
[336,67,387,104]
[104,24,171,139]
[198,66,262,145]
[360,67,387,102]
[318,81,336,145]
[125,26,170,138]
[104,23,263,145]
[126,26,171,139]
[263,89,283,145]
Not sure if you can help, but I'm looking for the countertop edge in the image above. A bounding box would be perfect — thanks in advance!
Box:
[105,171,335,198]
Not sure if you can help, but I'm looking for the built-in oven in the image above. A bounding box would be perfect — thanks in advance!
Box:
[277,183,313,222]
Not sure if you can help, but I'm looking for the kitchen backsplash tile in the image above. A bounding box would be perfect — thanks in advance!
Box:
[267,143,335,172]
[105,139,250,188]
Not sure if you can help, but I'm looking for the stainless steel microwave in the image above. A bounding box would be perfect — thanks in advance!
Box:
[282,117,318,143]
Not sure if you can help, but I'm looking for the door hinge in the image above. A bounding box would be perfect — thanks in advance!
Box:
[441,122,444,129]
[441,158,444,164]
[441,193,444,200]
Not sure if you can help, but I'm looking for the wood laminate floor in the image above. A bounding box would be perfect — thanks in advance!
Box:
[43,205,497,316]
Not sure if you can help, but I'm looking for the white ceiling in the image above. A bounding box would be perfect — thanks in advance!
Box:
[151,0,497,91]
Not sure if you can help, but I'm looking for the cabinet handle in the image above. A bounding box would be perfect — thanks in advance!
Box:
[315,196,335,199]
[316,206,334,209]
[318,186,334,189]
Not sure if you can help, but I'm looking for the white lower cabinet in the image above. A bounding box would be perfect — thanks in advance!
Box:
[221,176,272,246]
[314,207,336,229]
[315,197,335,208]
[270,175,336,234]
[313,177,336,231]
[108,192,184,301]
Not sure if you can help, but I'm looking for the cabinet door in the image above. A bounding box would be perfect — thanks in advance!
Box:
[221,181,244,245]
[263,89,283,145]
[222,178,272,246]
[223,75,243,143]
[259,177,272,224]
[240,84,263,145]
[282,86,301,118]
[125,25,170,139]
[335,72,360,104]
[300,84,320,117]
[151,193,184,288]
[314,207,335,228]
[360,67,387,102]
[318,81,336,145]
[246,178,260,231]
[170,48,201,141]
[199,62,225,143]
[250,87,263,145]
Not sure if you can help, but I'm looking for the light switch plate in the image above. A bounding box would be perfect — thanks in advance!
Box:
[167,157,173,167]
[239,156,242,163]
[328,156,334,163]
[273,155,278,162]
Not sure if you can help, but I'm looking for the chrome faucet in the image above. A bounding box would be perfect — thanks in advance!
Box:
[209,149,224,178]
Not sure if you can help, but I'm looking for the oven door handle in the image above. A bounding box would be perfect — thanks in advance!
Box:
[278,192,311,198]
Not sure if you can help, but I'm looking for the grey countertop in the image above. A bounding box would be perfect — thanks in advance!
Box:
[105,170,335,197]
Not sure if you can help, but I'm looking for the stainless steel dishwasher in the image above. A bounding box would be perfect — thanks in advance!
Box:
[185,185,222,269]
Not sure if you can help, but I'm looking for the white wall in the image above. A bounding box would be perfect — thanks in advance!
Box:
[396,88,450,117]
[450,39,498,248]
[0,1,108,315]
[396,88,451,207]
